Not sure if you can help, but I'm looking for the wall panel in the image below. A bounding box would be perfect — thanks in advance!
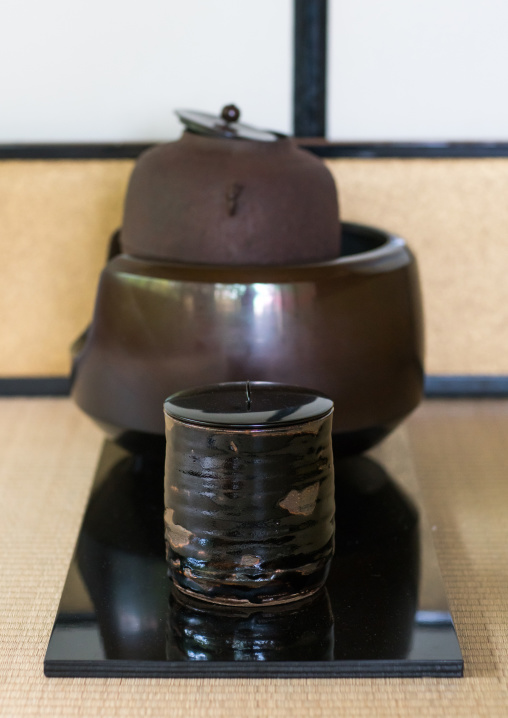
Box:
[0,157,506,377]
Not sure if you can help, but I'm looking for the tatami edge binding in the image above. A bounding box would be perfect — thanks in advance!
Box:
[1,376,507,398]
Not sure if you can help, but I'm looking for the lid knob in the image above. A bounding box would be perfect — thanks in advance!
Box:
[175,107,279,142]
[221,104,241,124]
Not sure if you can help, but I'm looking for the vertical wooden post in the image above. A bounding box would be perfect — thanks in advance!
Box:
[293,0,328,137]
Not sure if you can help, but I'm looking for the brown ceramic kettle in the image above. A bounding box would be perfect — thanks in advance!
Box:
[71,106,423,455]
[120,105,341,265]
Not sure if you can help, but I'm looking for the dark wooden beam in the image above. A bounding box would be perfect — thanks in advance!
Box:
[293,0,328,137]
[4,141,508,161]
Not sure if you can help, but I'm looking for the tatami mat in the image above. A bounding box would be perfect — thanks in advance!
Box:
[0,398,507,716]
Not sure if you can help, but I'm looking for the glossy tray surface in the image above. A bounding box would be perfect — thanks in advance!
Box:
[45,440,463,678]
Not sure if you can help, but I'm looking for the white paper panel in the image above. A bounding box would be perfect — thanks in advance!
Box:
[0,0,292,142]
[328,0,508,141]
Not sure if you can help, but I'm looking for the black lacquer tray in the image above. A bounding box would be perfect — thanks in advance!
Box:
[45,440,463,678]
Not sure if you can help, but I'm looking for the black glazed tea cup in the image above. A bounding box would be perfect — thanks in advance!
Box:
[163,381,335,606]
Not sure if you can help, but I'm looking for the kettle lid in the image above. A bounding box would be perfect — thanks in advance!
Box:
[175,104,281,143]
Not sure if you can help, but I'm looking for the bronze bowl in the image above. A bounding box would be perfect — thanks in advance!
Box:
[71,222,424,456]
